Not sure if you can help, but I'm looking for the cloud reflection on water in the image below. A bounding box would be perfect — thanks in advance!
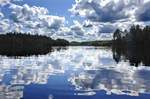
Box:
[0,46,149,98]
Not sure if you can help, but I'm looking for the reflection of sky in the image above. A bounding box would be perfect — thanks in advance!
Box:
[0,46,150,98]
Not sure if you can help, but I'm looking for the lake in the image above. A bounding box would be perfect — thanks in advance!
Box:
[0,46,150,99]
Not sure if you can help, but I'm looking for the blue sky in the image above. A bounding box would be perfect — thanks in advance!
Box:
[0,0,150,41]
[14,0,74,21]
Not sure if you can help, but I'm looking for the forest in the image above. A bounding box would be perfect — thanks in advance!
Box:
[1,25,150,60]
[0,33,69,56]
[112,25,150,66]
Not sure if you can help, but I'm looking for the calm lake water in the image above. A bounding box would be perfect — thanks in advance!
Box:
[0,46,150,99]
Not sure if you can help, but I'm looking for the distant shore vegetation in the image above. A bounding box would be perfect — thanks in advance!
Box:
[70,40,112,46]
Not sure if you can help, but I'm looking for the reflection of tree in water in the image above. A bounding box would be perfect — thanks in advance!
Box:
[52,46,68,52]
[112,46,122,63]
[112,46,150,66]
[112,25,150,67]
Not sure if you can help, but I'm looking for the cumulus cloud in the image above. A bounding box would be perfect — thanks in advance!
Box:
[8,3,66,35]
[0,1,67,36]
[0,0,10,7]
[52,20,86,41]
[0,19,10,33]
[70,20,85,37]
[56,20,126,41]
[135,1,150,21]
[98,24,116,33]
[0,0,149,40]
[9,4,49,23]
[69,0,150,40]
[84,24,114,40]
[0,0,67,38]
[83,20,93,28]
[10,23,23,32]
[70,0,143,23]
[39,15,65,30]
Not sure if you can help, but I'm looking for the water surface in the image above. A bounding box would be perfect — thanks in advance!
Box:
[0,46,150,99]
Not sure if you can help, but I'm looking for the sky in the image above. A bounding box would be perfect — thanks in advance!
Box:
[0,0,150,41]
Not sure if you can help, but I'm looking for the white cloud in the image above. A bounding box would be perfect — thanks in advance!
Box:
[135,1,150,21]
[50,20,87,41]
[0,0,10,7]
[68,0,150,40]
[39,15,65,30]
[70,20,85,37]
[70,0,143,23]
[8,3,66,35]
[0,0,149,41]
[0,12,4,19]
[0,19,10,33]
[10,23,23,32]
[9,4,49,22]
[0,1,67,36]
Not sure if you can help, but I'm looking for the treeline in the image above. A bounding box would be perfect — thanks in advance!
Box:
[112,25,150,66]
[70,40,112,46]
[0,32,69,56]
